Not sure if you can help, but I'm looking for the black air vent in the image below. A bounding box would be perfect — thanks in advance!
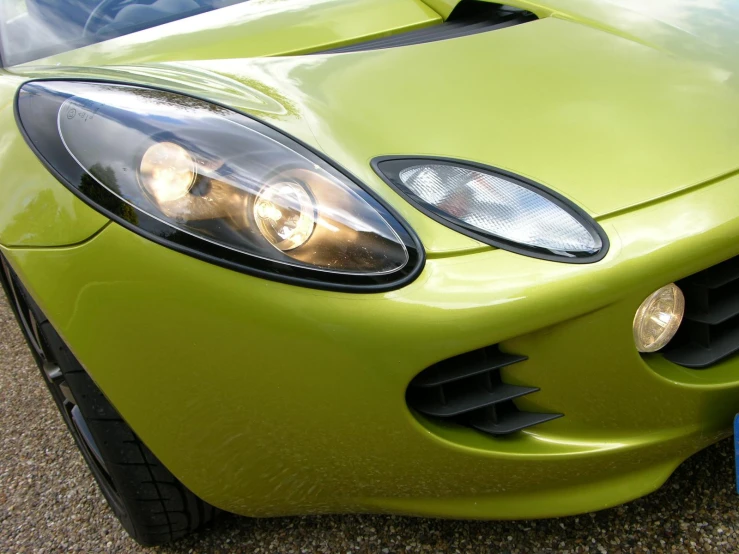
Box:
[406,345,561,436]
[313,2,537,55]
[664,256,739,368]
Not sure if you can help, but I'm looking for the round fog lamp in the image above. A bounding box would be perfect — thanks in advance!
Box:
[633,283,685,353]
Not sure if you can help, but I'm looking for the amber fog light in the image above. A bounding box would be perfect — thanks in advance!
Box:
[634,284,685,353]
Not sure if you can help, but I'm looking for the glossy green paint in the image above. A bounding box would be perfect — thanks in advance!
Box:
[5,166,739,517]
[418,0,459,18]
[21,0,441,67]
[3,0,739,519]
[428,0,739,64]
[0,74,107,247]
[519,0,739,67]
[164,18,739,222]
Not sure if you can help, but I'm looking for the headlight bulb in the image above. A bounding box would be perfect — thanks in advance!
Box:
[254,181,316,251]
[139,142,196,204]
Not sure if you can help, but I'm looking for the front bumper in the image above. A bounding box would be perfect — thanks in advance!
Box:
[4,171,739,519]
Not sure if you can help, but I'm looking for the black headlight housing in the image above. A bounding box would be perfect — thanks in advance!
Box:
[15,80,424,292]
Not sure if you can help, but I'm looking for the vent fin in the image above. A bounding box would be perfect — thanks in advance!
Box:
[410,351,526,388]
[665,255,739,368]
[471,411,563,436]
[410,383,538,417]
[406,345,561,436]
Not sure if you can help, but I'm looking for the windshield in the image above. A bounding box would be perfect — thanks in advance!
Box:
[0,0,249,66]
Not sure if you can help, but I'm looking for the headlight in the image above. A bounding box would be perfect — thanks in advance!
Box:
[373,157,607,262]
[16,81,423,291]
[633,284,685,353]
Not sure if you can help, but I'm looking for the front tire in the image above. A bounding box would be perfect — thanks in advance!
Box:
[0,255,215,546]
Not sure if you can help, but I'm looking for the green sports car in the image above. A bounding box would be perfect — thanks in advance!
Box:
[2,0,739,546]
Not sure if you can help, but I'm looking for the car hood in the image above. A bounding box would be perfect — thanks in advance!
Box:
[15,0,739,253]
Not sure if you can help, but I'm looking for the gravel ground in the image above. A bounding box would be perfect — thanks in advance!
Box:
[2,293,739,553]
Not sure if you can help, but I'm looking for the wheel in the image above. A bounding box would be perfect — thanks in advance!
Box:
[0,254,216,546]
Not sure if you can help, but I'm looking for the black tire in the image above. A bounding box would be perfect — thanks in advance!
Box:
[0,255,215,546]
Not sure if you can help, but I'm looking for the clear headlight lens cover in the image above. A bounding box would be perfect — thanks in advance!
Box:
[374,158,607,262]
[16,82,423,291]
